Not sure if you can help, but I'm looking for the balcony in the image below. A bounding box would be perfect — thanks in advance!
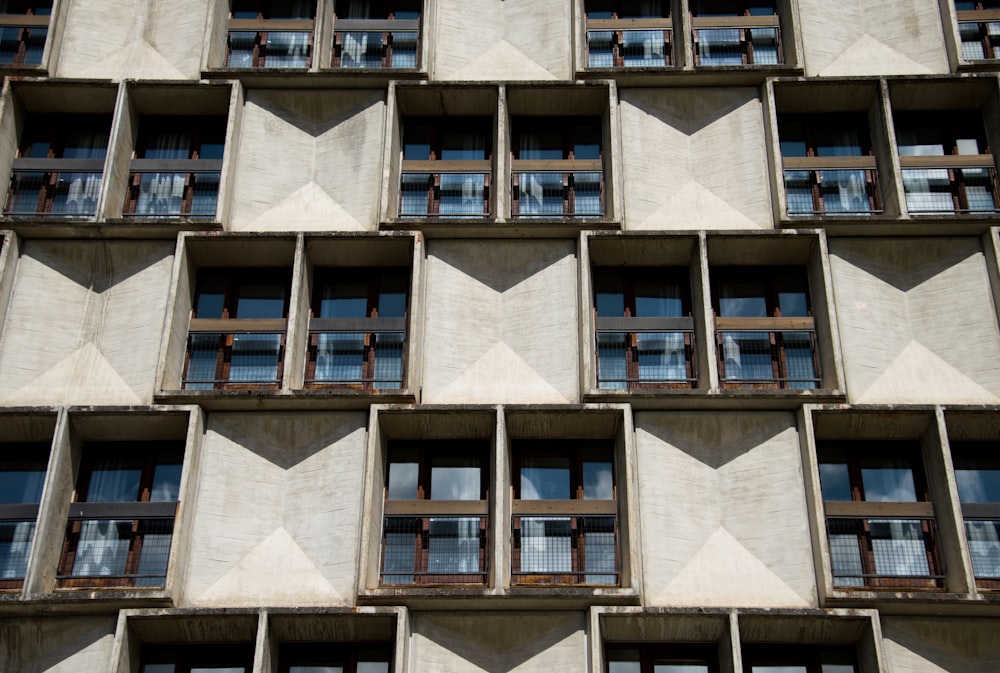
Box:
[511,164,603,217]
[716,324,819,390]
[782,159,882,216]
[900,156,999,214]
[5,161,104,217]
[380,508,487,585]
[586,18,672,67]
[123,162,222,218]
[399,163,490,218]
[511,507,618,586]
[227,19,314,68]
[183,322,285,390]
[691,15,781,65]
[595,317,696,390]
[332,19,419,68]
[305,317,405,389]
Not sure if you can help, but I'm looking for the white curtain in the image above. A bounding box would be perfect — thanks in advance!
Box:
[71,519,129,577]
[521,517,571,573]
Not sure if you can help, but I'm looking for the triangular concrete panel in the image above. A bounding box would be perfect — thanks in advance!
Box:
[196,528,342,606]
[856,340,1000,404]
[819,33,935,76]
[236,181,367,232]
[634,180,765,230]
[445,40,561,81]
[4,342,143,405]
[654,527,811,607]
[80,38,187,80]
[427,342,570,404]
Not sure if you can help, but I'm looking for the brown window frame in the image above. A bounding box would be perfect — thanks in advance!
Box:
[741,644,859,673]
[0,0,50,67]
[956,1,1000,60]
[0,442,50,590]
[331,0,422,69]
[226,0,316,68]
[689,0,782,66]
[584,0,673,68]
[140,644,254,673]
[949,441,1000,590]
[278,642,393,673]
[605,643,720,673]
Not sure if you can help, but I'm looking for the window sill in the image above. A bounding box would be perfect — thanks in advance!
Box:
[357,585,639,609]
[156,388,416,411]
[0,217,222,239]
[585,387,845,410]
[577,63,802,85]
[778,214,999,237]
[202,68,427,87]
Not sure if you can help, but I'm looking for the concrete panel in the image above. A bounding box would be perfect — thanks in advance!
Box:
[421,240,579,405]
[410,611,585,673]
[183,411,367,607]
[881,616,1000,673]
[619,89,772,231]
[432,0,571,81]
[635,411,817,608]
[0,240,174,406]
[54,0,210,80]
[0,616,116,673]
[829,238,1000,404]
[797,0,949,76]
[230,89,385,232]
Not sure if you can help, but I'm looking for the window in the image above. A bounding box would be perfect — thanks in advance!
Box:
[593,268,696,390]
[585,0,672,68]
[690,0,781,66]
[123,116,226,218]
[56,442,182,589]
[305,268,408,389]
[817,441,943,589]
[332,0,420,69]
[894,110,998,214]
[951,442,1000,589]
[380,441,488,585]
[778,113,881,216]
[511,117,603,217]
[956,1,1000,61]
[399,117,492,218]
[279,643,391,673]
[140,644,254,673]
[183,268,290,390]
[606,644,718,673]
[226,0,316,68]
[0,443,48,589]
[512,441,618,586]
[711,267,819,389]
[0,0,50,66]
[741,645,858,673]
[4,114,110,217]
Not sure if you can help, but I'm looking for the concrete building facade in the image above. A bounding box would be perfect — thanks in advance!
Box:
[0,1,999,672]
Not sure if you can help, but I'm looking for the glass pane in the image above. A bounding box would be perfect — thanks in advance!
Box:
[227,31,255,67]
[965,520,1000,578]
[194,276,226,318]
[86,457,142,502]
[828,520,865,587]
[150,462,182,502]
[954,466,1000,502]
[637,332,689,381]
[381,517,416,584]
[573,171,602,215]
[378,275,408,317]
[583,516,616,583]
[184,333,222,389]
[264,31,310,68]
[235,283,286,318]
[860,462,917,502]
[656,666,709,673]
[594,273,625,317]
[818,462,852,501]
[622,29,666,66]
[229,333,281,383]
[517,172,564,215]
[134,172,185,214]
[134,519,174,587]
[869,519,931,577]
[588,30,614,67]
[387,461,418,500]
[427,517,480,573]
[783,331,817,389]
[520,517,571,572]
[431,456,480,500]
[717,279,767,317]
[720,331,773,381]
[818,169,872,213]
[583,459,613,500]
[48,172,103,215]
[635,280,682,317]
[903,168,954,214]
[698,28,742,65]
[372,331,404,389]
[0,452,47,504]
[439,173,486,216]
[71,519,131,576]
[520,456,570,499]
[597,332,627,390]
[0,521,35,579]
[320,282,368,318]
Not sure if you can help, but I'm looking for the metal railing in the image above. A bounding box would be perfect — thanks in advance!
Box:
[898,155,999,214]
[183,322,285,390]
[305,317,405,389]
[782,157,882,215]
[957,9,1000,60]
[399,162,490,217]
[965,518,1000,582]
[512,163,603,217]
[716,322,819,389]
[595,317,696,389]
[691,15,781,65]
[380,513,487,585]
[227,24,313,68]
[5,167,103,216]
[0,13,47,66]
[0,516,36,588]
[332,19,419,68]
[511,510,618,586]
[825,513,943,589]
[586,18,672,67]
[123,159,222,218]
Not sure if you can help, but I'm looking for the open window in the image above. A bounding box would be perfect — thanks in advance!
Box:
[56,441,182,589]
[380,441,489,585]
[0,441,49,590]
[0,0,50,67]
[511,441,618,586]
[332,0,420,69]
[226,0,316,68]
[584,0,672,68]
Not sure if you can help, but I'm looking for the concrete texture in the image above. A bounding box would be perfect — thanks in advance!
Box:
[0,616,116,673]
[881,616,1000,672]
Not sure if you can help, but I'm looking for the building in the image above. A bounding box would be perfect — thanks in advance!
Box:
[0,0,999,671]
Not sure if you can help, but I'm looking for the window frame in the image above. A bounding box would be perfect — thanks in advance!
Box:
[956,1,1000,61]
[740,644,859,673]
[949,441,1000,590]
[278,642,393,673]
[604,642,720,673]
[584,0,673,68]
[139,643,255,673]
[331,0,422,69]
[690,0,783,67]
[0,441,50,590]
[226,0,317,69]
[0,0,50,68]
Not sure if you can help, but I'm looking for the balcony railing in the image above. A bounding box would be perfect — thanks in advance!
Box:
[380,500,488,585]
[0,504,37,589]
[691,15,781,65]
[782,156,882,216]
[716,320,820,390]
[399,160,491,217]
[183,320,286,390]
[511,161,603,217]
[962,501,1000,588]
[332,19,419,68]
[123,159,222,218]
[825,501,942,589]
[586,18,672,67]
[899,155,999,214]
[958,9,1000,60]
[596,317,696,390]
[56,501,176,589]
[5,158,105,217]
[511,501,618,586]
[0,12,47,66]
[227,18,315,68]
[305,316,405,389]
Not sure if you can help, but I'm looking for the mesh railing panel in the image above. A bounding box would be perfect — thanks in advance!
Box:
[959,21,1000,60]
[6,170,103,216]
[0,520,35,581]
[596,331,696,389]
[60,517,173,587]
[514,171,602,217]
[227,30,312,67]
[335,31,417,68]
[512,515,618,585]
[902,167,998,214]
[126,171,219,217]
[0,25,45,65]
[826,517,941,587]
[308,331,404,388]
[183,332,283,389]
[694,27,780,65]
[587,29,671,67]
[399,172,489,217]
[966,519,1000,580]
[784,169,880,215]
[717,330,818,389]
[380,516,486,585]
